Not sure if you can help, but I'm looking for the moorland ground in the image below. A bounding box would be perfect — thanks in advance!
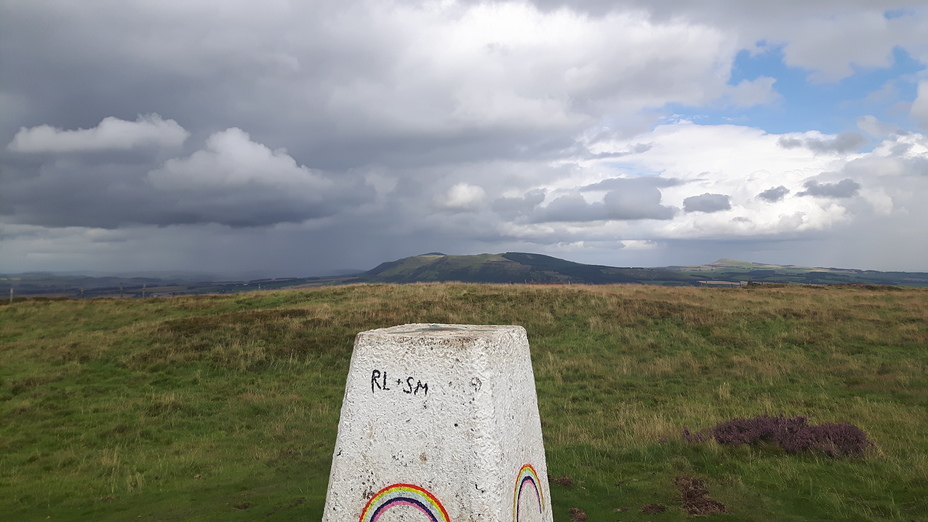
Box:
[1,283,926,521]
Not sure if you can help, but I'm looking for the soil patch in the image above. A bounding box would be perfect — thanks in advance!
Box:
[675,476,728,516]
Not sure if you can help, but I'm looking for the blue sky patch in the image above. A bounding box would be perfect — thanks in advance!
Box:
[663,45,925,136]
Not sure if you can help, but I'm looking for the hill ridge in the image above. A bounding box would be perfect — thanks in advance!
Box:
[5,253,928,298]
[357,253,928,287]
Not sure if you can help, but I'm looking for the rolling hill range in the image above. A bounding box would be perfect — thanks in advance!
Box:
[359,252,691,285]
[358,252,928,287]
[4,253,928,298]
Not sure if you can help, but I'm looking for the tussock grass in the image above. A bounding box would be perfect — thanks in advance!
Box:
[1,283,926,520]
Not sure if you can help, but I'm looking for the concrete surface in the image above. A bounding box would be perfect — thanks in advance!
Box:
[323,324,552,521]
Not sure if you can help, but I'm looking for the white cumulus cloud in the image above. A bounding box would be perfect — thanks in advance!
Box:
[148,127,328,193]
[7,114,188,153]
[144,128,364,227]
[441,183,486,210]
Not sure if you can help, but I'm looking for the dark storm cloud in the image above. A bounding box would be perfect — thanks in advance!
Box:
[1,159,154,228]
[2,123,373,228]
[797,178,861,198]
[0,0,743,172]
[0,0,588,173]
[757,185,790,202]
[777,132,868,153]
[683,193,732,213]
[0,2,369,166]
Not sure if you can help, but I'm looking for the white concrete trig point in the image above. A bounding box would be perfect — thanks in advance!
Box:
[323,324,553,522]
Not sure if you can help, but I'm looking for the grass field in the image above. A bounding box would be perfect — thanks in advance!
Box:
[1,283,926,521]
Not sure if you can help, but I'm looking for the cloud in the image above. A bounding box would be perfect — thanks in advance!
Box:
[797,178,861,198]
[2,1,928,275]
[530,178,676,223]
[0,0,746,168]
[779,11,900,82]
[602,185,677,219]
[148,128,326,193]
[757,185,790,202]
[573,122,894,242]
[581,176,680,191]
[532,193,602,222]
[146,128,366,227]
[1,125,372,229]
[913,81,928,131]
[530,2,928,84]
[723,76,781,107]
[777,131,868,153]
[619,239,658,251]
[7,115,188,153]
[440,183,486,210]
[857,115,904,139]
[683,193,732,212]
[491,189,546,214]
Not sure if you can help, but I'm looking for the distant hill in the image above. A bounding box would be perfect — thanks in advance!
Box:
[0,273,356,299]
[667,258,928,287]
[359,253,928,287]
[4,254,927,299]
[363,252,709,285]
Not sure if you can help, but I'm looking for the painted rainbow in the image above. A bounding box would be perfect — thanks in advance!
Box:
[513,464,545,521]
[359,483,451,522]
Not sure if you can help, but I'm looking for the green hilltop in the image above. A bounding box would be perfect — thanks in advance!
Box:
[359,252,928,287]
[360,252,692,285]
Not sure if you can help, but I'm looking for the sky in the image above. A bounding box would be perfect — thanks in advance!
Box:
[2,0,928,277]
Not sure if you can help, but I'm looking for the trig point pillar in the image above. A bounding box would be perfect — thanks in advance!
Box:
[323,324,553,522]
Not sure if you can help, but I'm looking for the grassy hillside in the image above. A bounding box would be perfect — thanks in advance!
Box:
[364,253,525,283]
[361,252,692,284]
[2,284,927,520]
[361,253,928,287]
[671,259,928,287]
